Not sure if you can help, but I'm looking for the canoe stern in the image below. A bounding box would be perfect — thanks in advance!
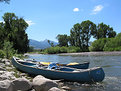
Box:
[89,67,105,82]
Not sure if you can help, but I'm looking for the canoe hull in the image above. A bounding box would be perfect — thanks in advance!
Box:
[66,62,89,69]
[12,57,105,83]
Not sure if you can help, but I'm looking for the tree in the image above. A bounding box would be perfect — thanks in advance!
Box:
[56,34,69,47]
[47,40,54,47]
[69,20,96,51]
[28,46,34,52]
[2,13,29,53]
[0,0,10,3]
[80,20,96,49]
[69,23,81,47]
[0,22,5,49]
[94,23,116,39]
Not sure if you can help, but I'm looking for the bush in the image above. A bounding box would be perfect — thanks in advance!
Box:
[3,41,17,59]
[44,47,60,54]
[67,46,81,53]
[43,46,81,54]
[0,50,5,58]
[60,46,67,53]
[103,33,121,51]
[103,39,121,51]
[89,38,110,51]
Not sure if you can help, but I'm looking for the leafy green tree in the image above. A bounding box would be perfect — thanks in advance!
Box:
[47,40,54,47]
[28,46,34,52]
[80,20,96,49]
[69,20,96,51]
[0,22,5,49]
[69,23,81,47]
[0,0,10,3]
[2,13,29,53]
[94,23,116,39]
[56,34,69,47]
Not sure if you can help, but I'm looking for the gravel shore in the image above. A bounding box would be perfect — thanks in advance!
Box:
[58,51,121,56]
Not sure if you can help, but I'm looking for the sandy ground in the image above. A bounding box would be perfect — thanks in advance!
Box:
[58,51,121,56]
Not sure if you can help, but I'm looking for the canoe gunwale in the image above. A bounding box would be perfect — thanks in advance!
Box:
[13,56,101,73]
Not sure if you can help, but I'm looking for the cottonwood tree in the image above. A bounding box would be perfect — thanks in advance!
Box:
[94,23,116,39]
[1,13,29,53]
[56,34,69,47]
[0,0,10,3]
[69,20,96,51]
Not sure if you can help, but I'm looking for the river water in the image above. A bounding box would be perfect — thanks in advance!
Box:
[27,54,121,91]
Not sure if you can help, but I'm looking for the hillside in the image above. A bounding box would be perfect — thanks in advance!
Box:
[29,39,58,49]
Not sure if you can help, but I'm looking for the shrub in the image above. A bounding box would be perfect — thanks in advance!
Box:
[89,38,110,51]
[60,46,67,53]
[3,41,17,59]
[43,46,81,54]
[67,46,81,53]
[0,50,5,58]
[103,33,121,51]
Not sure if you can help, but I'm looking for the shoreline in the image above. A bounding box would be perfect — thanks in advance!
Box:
[58,51,121,56]
[25,51,121,56]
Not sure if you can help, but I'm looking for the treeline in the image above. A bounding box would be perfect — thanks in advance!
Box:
[0,13,29,58]
[89,33,121,51]
[44,20,118,54]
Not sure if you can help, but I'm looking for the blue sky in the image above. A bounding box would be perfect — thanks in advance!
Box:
[0,0,121,42]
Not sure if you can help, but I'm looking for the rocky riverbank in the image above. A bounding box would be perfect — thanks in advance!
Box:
[0,58,71,91]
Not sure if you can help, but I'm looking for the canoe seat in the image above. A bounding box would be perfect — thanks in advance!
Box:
[67,62,79,66]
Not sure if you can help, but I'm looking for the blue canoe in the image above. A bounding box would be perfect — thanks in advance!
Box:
[12,56,105,83]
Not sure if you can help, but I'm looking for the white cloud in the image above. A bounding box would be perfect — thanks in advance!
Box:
[0,20,4,23]
[26,20,35,26]
[73,8,79,12]
[91,5,104,15]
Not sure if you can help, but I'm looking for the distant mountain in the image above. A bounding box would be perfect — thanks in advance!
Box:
[29,39,58,49]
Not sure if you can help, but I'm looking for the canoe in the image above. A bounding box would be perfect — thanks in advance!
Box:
[26,60,89,69]
[12,56,105,83]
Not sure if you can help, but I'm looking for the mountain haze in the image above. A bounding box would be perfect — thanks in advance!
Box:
[29,39,58,49]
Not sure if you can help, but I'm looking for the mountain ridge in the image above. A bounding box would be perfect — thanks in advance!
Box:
[29,39,58,49]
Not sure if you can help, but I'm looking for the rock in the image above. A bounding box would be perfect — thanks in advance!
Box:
[5,61,11,66]
[0,71,16,81]
[0,71,4,74]
[30,89,36,91]
[0,63,5,68]
[6,67,13,70]
[1,59,9,63]
[0,67,6,71]
[0,80,13,91]
[61,86,71,90]
[33,75,58,91]
[20,73,27,76]
[48,87,61,91]
[11,78,32,91]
